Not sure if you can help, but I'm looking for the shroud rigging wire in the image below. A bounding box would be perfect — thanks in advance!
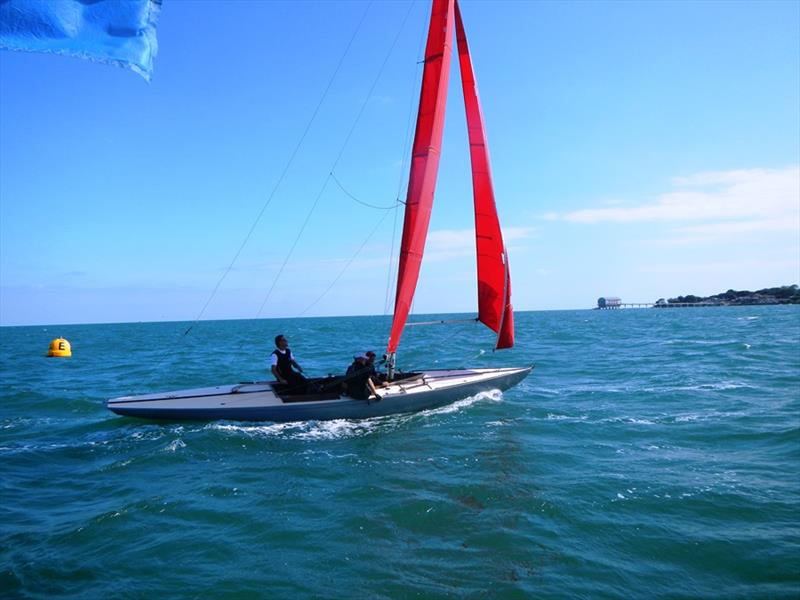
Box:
[140,3,374,386]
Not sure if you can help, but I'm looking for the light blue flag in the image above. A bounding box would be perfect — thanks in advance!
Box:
[0,0,161,80]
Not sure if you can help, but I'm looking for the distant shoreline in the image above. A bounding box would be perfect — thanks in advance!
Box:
[4,301,800,327]
[654,285,799,307]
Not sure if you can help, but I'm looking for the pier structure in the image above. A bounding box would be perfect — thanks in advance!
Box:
[595,297,718,309]
[596,300,655,309]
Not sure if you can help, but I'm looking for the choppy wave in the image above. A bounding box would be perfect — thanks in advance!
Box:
[1,307,798,598]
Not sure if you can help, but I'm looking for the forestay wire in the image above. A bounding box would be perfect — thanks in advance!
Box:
[253,0,418,320]
[184,1,373,338]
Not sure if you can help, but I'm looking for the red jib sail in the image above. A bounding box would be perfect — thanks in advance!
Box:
[387,0,455,354]
[387,0,513,353]
[454,0,514,349]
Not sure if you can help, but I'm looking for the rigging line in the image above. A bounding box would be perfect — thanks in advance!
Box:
[405,317,479,327]
[329,0,417,173]
[253,0,417,320]
[383,203,401,316]
[254,173,332,320]
[402,323,485,372]
[178,1,373,337]
[396,0,429,201]
[297,209,392,317]
[330,172,400,210]
[138,4,373,389]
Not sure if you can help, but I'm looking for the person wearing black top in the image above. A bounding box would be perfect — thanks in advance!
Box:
[364,350,388,384]
[270,334,307,392]
[346,354,381,401]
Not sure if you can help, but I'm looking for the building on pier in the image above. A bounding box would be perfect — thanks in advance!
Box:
[597,296,622,309]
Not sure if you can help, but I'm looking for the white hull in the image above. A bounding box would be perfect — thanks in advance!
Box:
[106,366,532,422]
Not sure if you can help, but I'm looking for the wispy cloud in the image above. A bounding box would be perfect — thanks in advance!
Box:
[637,257,800,275]
[562,166,799,229]
[369,94,395,105]
[425,226,537,261]
[675,218,797,235]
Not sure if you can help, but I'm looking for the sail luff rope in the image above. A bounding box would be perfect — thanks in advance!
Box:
[405,317,478,327]
[386,0,455,356]
[384,1,430,334]
[254,0,417,320]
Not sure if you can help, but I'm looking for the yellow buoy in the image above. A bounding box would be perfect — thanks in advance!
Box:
[47,337,72,358]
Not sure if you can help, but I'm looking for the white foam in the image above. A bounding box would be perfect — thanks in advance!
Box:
[164,438,186,452]
[675,414,699,422]
[292,419,380,440]
[647,381,751,392]
[601,416,656,426]
[673,410,743,423]
[545,413,588,422]
[204,390,503,440]
[420,389,502,417]
[207,418,382,441]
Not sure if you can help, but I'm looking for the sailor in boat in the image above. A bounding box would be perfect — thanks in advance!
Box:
[364,350,389,386]
[270,335,307,393]
[345,354,383,402]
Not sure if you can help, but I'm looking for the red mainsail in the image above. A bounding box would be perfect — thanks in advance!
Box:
[387,0,455,353]
[387,0,513,354]
[454,0,514,349]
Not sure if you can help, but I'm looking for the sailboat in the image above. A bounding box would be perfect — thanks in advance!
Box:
[106,0,532,422]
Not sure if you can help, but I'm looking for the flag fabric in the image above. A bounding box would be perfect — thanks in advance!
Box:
[0,0,161,80]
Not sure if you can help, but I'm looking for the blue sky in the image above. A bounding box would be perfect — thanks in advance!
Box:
[1,0,798,326]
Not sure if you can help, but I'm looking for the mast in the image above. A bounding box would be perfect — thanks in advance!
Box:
[386,0,455,377]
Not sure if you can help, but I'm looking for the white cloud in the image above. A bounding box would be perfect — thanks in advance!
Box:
[674,218,798,235]
[424,226,537,261]
[637,257,800,275]
[562,166,799,227]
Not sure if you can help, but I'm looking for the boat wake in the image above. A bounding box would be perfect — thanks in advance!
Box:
[207,419,382,441]
[204,389,505,440]
[418,389,503,416]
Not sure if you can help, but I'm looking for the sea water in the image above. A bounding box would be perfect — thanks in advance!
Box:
[1,306,798,598]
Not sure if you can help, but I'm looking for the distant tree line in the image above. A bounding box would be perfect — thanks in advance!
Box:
[656,285,799,306]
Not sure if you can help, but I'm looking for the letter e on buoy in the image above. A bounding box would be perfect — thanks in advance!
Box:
[47,337,72,358]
